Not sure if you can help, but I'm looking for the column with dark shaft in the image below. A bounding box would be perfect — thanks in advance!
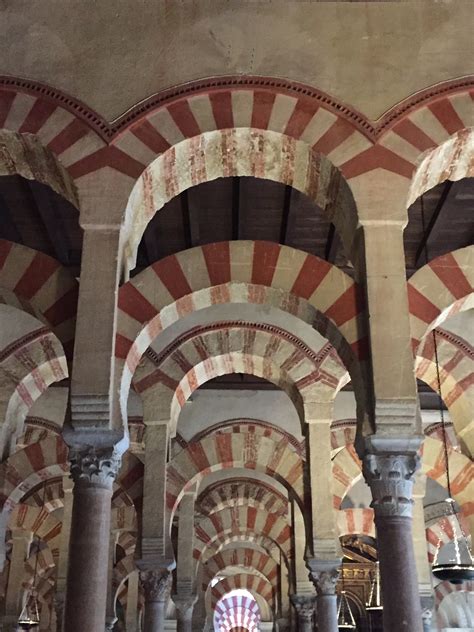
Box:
[290,595,315,632]
[140,570,172,632]
[308,559,340,632]
[63,447,120,632]
[363,438,423,632]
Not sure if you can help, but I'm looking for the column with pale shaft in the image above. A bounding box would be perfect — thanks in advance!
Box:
[413,473,434,632]
[362,437,423,632]
[307,559,340,632]
[140,569,172,632]
[290,501,316,630]
[125,570,140,632]
[1,529,33,631]
[305,407,341,632]
[276,551,290,631]
[173,485,198,631]
[138,421,175,630]
[63,447,120,632]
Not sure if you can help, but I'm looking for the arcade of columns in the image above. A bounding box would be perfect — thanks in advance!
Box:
[0,43,473,632]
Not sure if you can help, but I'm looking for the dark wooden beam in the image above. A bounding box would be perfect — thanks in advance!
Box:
[324,222,340,263]
[26,180,71,264]
[279,185,292,245]
[181,190,193,249]
[143,222,161,264]
[415,180,456,266]
[232,178,240,240]
[0,191,22,242]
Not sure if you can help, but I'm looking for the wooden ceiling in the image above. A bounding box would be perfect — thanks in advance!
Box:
[0,174,472,280]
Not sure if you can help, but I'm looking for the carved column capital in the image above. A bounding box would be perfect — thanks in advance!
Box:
[307,558,340,596]
[290,594,315,622]
[363,450,420,518]
[173,593,198,621]
[140,569,172,603]
[69,446,121,490]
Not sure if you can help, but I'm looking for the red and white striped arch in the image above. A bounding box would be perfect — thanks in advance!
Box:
[135,323,347,433]
[416,328,473,455]
[0,129,78,208]
[1,75,471,234]
[190,419,303,456]
[0,308,67,460]
[0,436,68,569]
[122,127,358,272]
[408,247,473,354]
[425,513,471,563]
[337,508,375,539]
[0,240,78,356]
[117,241,366,424]
[203,549,279,590]
[408,128,474,207]
[9,504,62,548]
[214,592,261,632]
[195,507,291,563]
[1,75,471,179]
[198,475,289,519]
[209,573,275,611]
[167,432,303,515]
[203,533,285,568]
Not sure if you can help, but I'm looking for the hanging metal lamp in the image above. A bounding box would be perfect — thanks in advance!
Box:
[18,483,46,628]
[418,195,474,585]
[429,330,474,583]
[337,561,356,630]
[366,561,383,612]
[18,591,40,627]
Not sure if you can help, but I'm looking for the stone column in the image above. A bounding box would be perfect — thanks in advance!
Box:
[307,559,340,632]
[63,447,120,632]
[363,439,423,632]
[173,485,198,631]
[140,569,172,632]
[2,528,33,630]
[55,475,74,632]
[105,530,119,631]
[141,422,171,562]
[173,595,198,632]
[125,570,140,632]
[306,408,341,552]
[277,552,290,631]
[412,473,435,632]
[290,595,315,632]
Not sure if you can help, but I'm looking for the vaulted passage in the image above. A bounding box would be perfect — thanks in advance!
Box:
[0,4,473,632]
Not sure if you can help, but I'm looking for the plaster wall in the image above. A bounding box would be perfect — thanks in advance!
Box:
[1,1,472,120]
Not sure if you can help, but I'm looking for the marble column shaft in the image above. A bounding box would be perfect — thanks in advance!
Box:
[363,445,423,632]
[290,595,315,632]
[63,447,120,632]
[307,559,340,632]
[140,569,172,632]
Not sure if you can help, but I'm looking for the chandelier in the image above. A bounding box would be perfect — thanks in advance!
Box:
[18,483,46,628]
[366,561,382,612]
[419,194,474,585]
[337,561,356,630]
[429,330,473,584]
